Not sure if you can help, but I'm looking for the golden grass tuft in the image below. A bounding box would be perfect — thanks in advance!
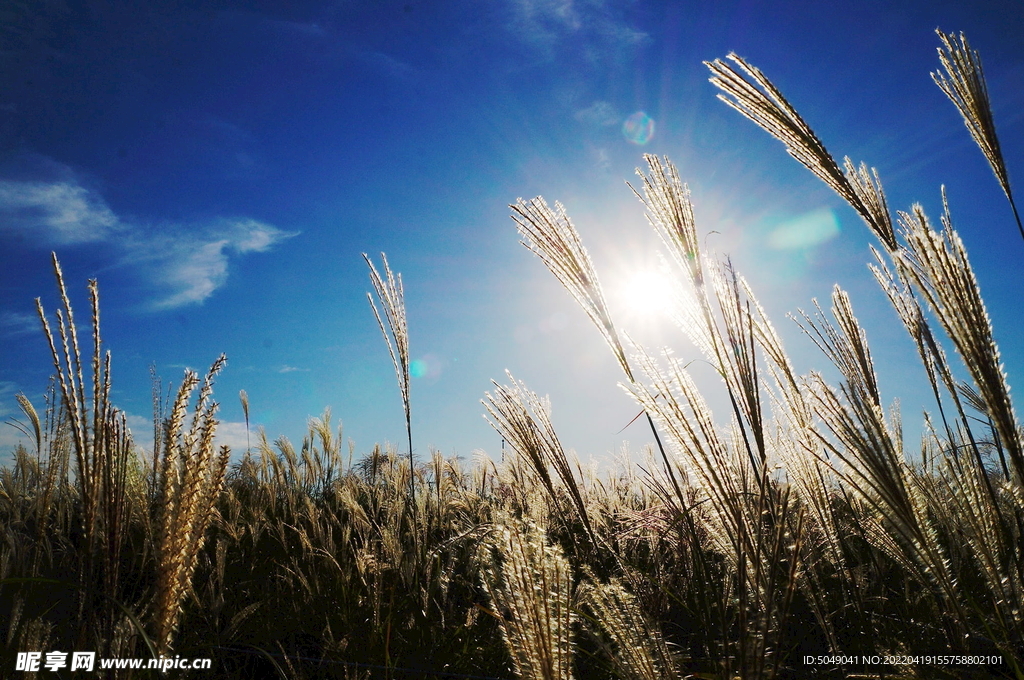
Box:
[153,355,231,655]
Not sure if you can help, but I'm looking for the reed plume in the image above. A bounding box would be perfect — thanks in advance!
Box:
[706,54,897,250]
[511,198,631,379]
[894,202,1023,485]
[580,573,678,680]
[33,253,137,652]
[153,355,230,654]
[932,29,1022,241]
[6,28,1024,679]
[480,520,576,680]
[364,252,418,538]
[511,195,681,502]
[483,372,597,547]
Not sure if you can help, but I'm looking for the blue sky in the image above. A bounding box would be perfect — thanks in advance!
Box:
[2,0,1022,468]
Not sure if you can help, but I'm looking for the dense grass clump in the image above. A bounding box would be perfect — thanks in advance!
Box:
[2,31,1023,679]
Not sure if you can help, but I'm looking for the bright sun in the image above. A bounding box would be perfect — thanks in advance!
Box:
[619,269,675,318]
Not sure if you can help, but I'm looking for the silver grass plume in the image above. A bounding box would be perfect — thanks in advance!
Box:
[625,344,745,556]
[153,355,230,654]
[511,195,682,504]
[743,286,846,571]
[629,155,703,288]
[921,455,1022,635]
[35,254,101,537]
[706,54,897,250]
[630,156,715,361]
[480,520,576,680]
[580,572,678,680]
[511,197,631,380]
[483,372,597,546]
[632,156,774,479]
[932,29,1023,241]
[363,252,418,535]
[871,246,1008,510]
[893,201,1023,485]
[629,157,768,492]
[797,289,961,618]
[32,256,137,650]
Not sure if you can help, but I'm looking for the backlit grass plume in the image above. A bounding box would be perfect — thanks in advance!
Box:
[706,54,897,250]
[709,34,1024,666]
[933,29,1022,241]
[511,197,631,379]
[364,252,417,534]
[480,520,576,680]
[6,28,1024,680]
[34,254,108,557]
[511,194,682,504]
[894,201,1023,485]
[580,573,678,680]
[483,372,597,547]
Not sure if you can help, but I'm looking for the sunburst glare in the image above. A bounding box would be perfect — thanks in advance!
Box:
[617,267,676,320]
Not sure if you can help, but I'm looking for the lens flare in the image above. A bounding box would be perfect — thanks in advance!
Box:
[768,208,840,249]
[622,111,655,145]
[409,354,443,379]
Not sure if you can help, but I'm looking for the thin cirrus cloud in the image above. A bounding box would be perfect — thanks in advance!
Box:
[0,160,295,309]
[515,0,583,33]
[0,180,120,244]
[0,311,43,337]
[575,100,620,127]
[124,218,296,309]
[509,0,649,54]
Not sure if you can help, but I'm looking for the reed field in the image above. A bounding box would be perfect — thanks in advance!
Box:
[2,31,1023,679]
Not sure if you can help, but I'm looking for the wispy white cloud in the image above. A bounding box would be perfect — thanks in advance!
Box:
[125,413,156,456]
[516,0,581,32]
[508,0,649,54]
[0,158,296,309]
[0,311,42,337]
[593,14,648,47]
[128,218,295,309]
[508,0,579,52]
[261,18,328,38]
[575,100,619,126]
[0,180,120,243]
[0,427,31,465]
[214,420,257,453]
[278,365,310,373]
[360,50,416,80]
[0,382,28,463]
[0,381,19,419]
